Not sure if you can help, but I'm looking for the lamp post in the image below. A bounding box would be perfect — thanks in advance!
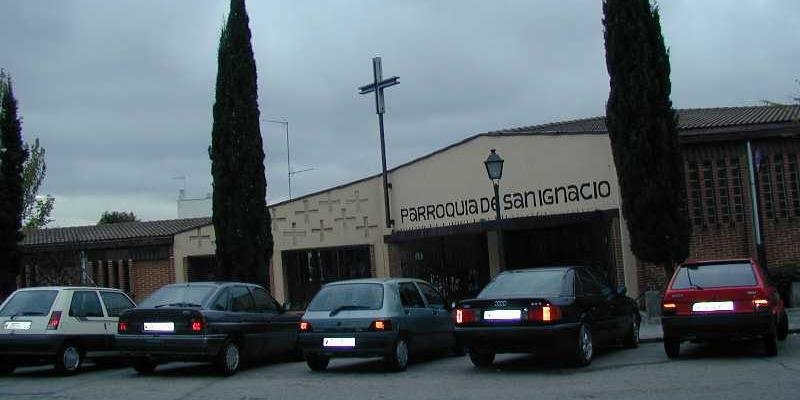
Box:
[484,148,505,271]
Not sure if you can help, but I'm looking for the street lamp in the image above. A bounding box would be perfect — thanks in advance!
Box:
[484,148,505,271]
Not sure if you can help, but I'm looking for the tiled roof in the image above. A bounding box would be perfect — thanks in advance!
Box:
[21,217,212,247]
[494,105,800,135]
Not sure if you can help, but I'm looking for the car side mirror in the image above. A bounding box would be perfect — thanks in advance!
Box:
[617,286,627,296]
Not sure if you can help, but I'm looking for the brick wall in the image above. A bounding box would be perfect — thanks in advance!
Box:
[130,259,174,302]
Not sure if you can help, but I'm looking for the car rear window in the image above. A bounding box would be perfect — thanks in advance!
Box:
[478,269,570,299]
[0,290,58,317]
[138,285,217,308]
[671,262,758,289]
[307,283,384,311]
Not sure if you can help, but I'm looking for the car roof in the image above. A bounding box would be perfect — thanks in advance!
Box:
[159,281,264,288]
[498,266,577,274]
[322,277,430,286]
[681,259,754,267]
[15,286,125,292]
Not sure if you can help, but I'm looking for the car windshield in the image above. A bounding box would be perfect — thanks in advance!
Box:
[307,283,384,312]
[671,263,758,289]
[0,290,58,317]
[478,269,569,298]
[138,285,216,308]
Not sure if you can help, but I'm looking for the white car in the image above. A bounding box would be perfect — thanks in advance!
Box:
[0,286,135,375]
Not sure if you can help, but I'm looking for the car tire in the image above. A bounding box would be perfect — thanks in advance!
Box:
[54,343,82,375]
[572,322,594,367]
[664,338,680,359]
[133,359,157,375]
[0,362,15,375]
[215,339,242,376]
[622,313,640,349]
[764,327,778,357]
[777,312,789,341]
[385,337,409,372]
[451,335,467,357]
[468,349,495,368]
[305,354,330,372]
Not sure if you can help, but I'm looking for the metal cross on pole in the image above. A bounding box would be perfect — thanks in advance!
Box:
[358,57,399,228]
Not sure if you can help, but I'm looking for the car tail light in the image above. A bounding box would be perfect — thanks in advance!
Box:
[753,299,769,309]
[299,321,311,332]
[47,311,62,330]
[662,302,677,316]
[190,318,204,332]
[369,319,392,331]
[527,305,562,322]
[454,308,476,324]
[118,321,129,332]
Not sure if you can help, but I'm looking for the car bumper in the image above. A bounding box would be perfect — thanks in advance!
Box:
[115,334,227,361]
[298,331,397,358]
[0,334,63,357]
[662,313,773,341]
[455,322,581,353]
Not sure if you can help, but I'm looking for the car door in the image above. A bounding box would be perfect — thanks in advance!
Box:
[591,272,632,339]
[415,282,454,350]
[229,285,266,357]
[397,282,433,353]
[68,290,113,352]
[575,270,613,343]
[250,286,296,356]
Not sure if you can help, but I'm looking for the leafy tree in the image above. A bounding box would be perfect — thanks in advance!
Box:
[0,70,29,298]
[97,211,138,225]
[603,0,691,275]
[209,0,273,286]
[21,138,54,229]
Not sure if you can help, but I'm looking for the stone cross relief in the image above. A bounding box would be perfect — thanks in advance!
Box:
[294,199,319,225]
[283,222,307,246]
[334,207,357,231]
[188,229,212,248]
[355,216,379,238]
[311,219,334,242]
[318,192,341,213]
[345,189,369,213]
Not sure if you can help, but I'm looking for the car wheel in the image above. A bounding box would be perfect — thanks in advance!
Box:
[215,340,241,376]
[764,327,778,357]
[777,312,789,341]
[385,337,409,372]
[572,323,594,367]
[133,359,157,375]
[54,343,82,375]
[623,313,640,349]
[664,338,680,359]
[468,349,495,367]
[305,354,330,372]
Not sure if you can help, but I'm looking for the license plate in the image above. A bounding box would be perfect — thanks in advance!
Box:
[692,301,734,312]
[143,322,175,332]
[484,309,521,320]
[323,337,355,347]
[3,321,31,330]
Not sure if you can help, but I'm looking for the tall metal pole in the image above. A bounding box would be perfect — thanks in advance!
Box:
[746,140,766,268]
[493,182,504,270]
[285,120,292,200]
[376,107,392,229]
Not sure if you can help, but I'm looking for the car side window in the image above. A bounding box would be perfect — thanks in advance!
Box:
[69,291,104,318]
[398,282,425,308]
[99,291,135,317]
[251,287,278,312]
[211,288,230,311]
[417,283,445,309]
[577,271,602,296]
[230,286,255,312]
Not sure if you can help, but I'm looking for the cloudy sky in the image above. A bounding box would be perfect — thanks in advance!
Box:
[1,1,797,227]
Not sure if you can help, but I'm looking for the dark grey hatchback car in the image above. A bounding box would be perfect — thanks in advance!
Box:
[298,278,459,372]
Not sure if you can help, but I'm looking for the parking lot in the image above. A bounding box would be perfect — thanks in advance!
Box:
[2,335,798,400]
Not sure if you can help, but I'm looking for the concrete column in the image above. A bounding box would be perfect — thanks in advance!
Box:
[117,260,127,292]
[487,231,504,278]
[96,260,106,286]
[128,259,136,300]
[619,215,639,300]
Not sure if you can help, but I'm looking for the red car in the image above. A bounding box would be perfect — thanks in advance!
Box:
[661,259,789,358]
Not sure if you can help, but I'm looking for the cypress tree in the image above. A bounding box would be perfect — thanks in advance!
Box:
[0,71,29,298]
[210,0,273,286]
[603,0,690,274]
